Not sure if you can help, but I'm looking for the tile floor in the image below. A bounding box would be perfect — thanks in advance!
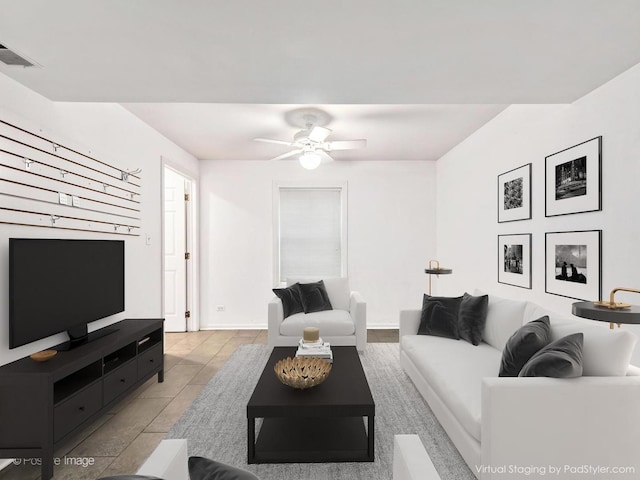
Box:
[0,329,399,480]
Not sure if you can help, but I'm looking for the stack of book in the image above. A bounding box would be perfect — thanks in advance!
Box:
[296,338,333,363]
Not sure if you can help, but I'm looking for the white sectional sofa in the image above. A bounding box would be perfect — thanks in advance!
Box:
[400,292,640,479]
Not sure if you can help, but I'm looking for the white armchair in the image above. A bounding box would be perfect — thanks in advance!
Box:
[136,439,189,480]
[393,435,441,480]
[136,436,436,480]
[268,278,366,352]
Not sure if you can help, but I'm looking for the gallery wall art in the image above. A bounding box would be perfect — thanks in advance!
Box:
[496,136,603,294]
[545,137,602,217]
[498,163,531,223]
[498,233,532,289]
[545,230,602,301]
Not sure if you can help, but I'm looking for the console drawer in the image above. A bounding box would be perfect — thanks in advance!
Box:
[138,343,162,379]
[103,360,138,405]
[54,381,102,442]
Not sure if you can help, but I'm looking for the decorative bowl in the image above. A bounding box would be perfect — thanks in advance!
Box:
[30,350,57,362]
[274,356,332,389]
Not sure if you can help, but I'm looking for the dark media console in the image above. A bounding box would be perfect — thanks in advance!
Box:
[0,319,164,480]
[58,325,119,351]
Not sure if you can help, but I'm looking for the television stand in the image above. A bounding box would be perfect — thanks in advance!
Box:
[57,325,119,351]
[0,318,164,480]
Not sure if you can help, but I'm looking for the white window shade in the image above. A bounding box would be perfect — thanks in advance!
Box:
[278,187,345,283]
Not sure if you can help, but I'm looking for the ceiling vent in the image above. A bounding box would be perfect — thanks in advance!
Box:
[0,44,36,67]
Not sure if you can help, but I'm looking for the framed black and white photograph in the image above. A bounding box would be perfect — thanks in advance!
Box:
[498,163,531,223]
[498,233,532,289]
[545,136,601,217]
[545,230,601,301]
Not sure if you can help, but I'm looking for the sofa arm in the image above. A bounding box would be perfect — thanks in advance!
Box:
[137,439,189,480]
[481,376,640,479]
[268,297,284,348]
[350,291,366,352]
[393,435,440,480]
[399,310,421,341]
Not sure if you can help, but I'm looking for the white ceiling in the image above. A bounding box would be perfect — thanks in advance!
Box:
[0,1,639,161]
[122,104,507,161]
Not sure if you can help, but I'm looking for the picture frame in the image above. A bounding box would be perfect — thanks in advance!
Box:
[545,230,601,301]
[498,233,532,289]
[545,136,601,217]
[498,163,531,223]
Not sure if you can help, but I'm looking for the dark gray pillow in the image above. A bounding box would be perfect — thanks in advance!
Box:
[189,456,259,480]
[272,283,304,318]
[519,333,584,378]
[418,294,462,340]
[296,280,333,314]
[458,293,488,346]
[499,316,551,377]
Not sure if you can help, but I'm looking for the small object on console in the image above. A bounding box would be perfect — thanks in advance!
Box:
[30,349,57,362]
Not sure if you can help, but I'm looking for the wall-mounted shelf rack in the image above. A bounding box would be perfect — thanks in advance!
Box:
[0,119,142,235]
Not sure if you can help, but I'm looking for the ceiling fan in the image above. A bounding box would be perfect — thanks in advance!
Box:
[254,114,367,169]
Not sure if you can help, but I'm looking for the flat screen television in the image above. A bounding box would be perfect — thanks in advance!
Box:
[9,238,125,349]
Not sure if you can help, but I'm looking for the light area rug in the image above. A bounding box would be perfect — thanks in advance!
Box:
[167,343,475,480]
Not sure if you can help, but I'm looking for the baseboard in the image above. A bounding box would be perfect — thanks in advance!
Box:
[199,324,399,331]
[199,324,267,330]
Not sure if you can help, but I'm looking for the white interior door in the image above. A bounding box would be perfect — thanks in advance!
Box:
[164,167,187,332]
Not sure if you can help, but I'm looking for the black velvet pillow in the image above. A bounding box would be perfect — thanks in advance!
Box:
[418,294,462,340]
[519,333,584,378]
[499,316,551,377]
[189,456,259,480]
[458,293,488,346]
[296,280,333,313]
[272,284,304,318]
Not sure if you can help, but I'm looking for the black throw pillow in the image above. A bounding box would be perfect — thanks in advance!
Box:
[272,284,304,318]
[519,333,584,378]
[296,280,333,313]
[189,456,259,480]
[499,316,551,377]
[418,294,462,340]
[458,293,488,346]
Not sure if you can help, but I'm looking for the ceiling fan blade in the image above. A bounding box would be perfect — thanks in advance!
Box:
[308,126,332,143]
[317,150,334,163]
[254,138,296,146]
[270,149,302,161]
[325,139,367,151]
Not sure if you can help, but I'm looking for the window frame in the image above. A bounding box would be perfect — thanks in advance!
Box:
[272,181,348,287]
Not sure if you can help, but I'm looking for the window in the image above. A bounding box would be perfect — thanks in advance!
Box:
[274,183,347,284]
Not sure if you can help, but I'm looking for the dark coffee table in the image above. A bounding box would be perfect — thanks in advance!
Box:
[247,346,375,463]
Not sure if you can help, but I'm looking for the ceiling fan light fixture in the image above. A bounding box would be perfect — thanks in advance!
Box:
[255,112,366,165]
[307,126,332,143]
[299,152,322,170]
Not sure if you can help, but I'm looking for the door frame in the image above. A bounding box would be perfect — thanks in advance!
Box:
[161,158,199,332]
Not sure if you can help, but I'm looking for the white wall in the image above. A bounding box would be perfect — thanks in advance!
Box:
[0,73,199,365]
[200,160,436,329]
[436,62,640,364]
